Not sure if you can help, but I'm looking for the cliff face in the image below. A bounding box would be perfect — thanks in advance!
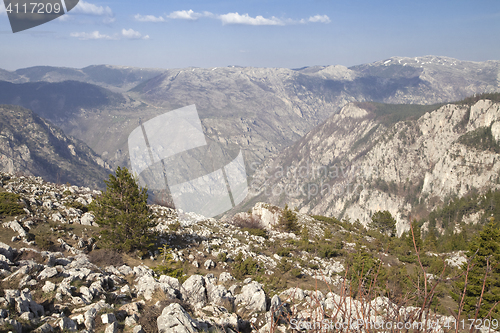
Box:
[245,97,500,235]
[0,105,111,189]
[2,56,499,173]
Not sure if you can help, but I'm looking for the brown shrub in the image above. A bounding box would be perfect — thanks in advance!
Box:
[88,249,124,267]
[231,214,264,230]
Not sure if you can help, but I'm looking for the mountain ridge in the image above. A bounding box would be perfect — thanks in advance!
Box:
[241,95,500,235]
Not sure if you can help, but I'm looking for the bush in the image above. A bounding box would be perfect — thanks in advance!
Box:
[232,252,258,279]
[0,192,25,216]
[277,257,292,273]
[276,248,290,257]
[217,252,228,263]
[64,200,88,213]
[88,249,124,267]
[242,227,267,239]
[35,234,55,251]
[89,167,157,253]
[317,244,340,258]
[153,245,187,283]
[290,268,302,278]
[231,214,264,229]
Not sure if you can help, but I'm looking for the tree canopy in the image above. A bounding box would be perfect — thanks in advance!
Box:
[370,210,396,237]
[89,166,157,253]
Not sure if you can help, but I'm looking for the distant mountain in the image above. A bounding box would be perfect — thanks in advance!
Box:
[0,80,126,122]
[0,104,111,188]
[0,56,498,174]
[0,65,166,91]
[240,94,500,235]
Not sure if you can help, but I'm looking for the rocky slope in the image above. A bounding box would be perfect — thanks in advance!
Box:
[243,96,500,235]
[2,56,499,173]
[0,105,111,189]
[0,172,467,333]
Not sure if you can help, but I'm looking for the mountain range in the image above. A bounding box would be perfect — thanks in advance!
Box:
[0,56,499,219]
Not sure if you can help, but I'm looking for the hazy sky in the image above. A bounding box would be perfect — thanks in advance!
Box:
[1,0,500,70]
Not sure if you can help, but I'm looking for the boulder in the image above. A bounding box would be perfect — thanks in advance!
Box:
[181,275,207,309]
[80,212,95,226]
[235,281,267,312]
[157,303,197,333]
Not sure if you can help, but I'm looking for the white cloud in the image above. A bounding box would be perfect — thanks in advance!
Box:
[122,28,149,40]
[134,14,165,22]
[133,9,329,27]
[72,1,113,16]
[308,15,330,23]
[70,31,116,40]
[219,12,284,26]
[167,9,213,20]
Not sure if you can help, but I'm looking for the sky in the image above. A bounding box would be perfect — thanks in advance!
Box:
[1,0,500,70]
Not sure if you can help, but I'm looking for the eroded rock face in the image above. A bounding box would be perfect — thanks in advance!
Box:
[235,281,267,312]
[157,303,197,333]
[181,275,207,309]
[245,99,500,235]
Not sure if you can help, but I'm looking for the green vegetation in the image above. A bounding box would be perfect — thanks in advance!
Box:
[89,166,157,253]
[64,200,88,213]
[455,92,500,106]
[0,192,25,216]
[278,205,300,233]
[458,126,500,153]
[242,227,267,239]
[355,101,443,126]
[455,218,500,319]
[232,252,259,279]
[369,210,396,237]
[153,245,186,282]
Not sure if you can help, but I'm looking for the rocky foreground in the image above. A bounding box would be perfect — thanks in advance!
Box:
[0,172,470,332]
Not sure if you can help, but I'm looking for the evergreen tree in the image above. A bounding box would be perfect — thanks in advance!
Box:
[407,220,423,252]
[89,167,157,253]
[456,218,500,319]
[370,210,396,237]
[279,205,299,233]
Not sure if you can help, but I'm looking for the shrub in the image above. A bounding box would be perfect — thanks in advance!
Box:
[0,192,25,216]
[276,248,290,257]
[89,166,157,253]
[35,234,55,251]
[232,252,258,279]
[168,221,181,232]
[277,257,292,273]
[231,214,264,229]
[153,245,187,283]
[242,227,267,239]
[217,252,228,263]
[88,249,124,267]
[317,244,340,258]
[290,268,302,278]
[64,200,88,213]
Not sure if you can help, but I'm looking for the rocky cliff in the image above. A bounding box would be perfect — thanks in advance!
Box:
[2,56,499,172]
[0,105,111,189]
[244,96,500,235]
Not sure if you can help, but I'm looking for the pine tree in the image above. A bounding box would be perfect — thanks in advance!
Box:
[456,218,500,319]
[370,210,396,237]
[279,205,299,233]
[89,167,157,253]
